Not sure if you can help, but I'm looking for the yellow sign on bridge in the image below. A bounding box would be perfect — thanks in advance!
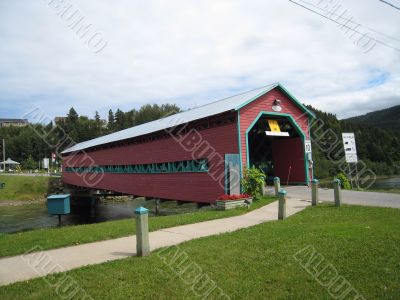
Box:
[268,119,281,132]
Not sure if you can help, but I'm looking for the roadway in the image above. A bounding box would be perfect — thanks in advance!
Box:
[277,186,400,209]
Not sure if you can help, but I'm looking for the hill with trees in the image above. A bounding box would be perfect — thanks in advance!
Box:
[308,105,400,178]
[343,105,400,131]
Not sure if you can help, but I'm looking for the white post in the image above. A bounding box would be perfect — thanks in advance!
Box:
[333,179,342,207]
[278,189,287,220]
[311,179,319,206]
[135,207,150,256]
[273,177,280,196]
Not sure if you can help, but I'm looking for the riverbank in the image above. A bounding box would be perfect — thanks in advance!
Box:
[0,175,50,201]
[0,196,275,258]
[1,204,398,299]
[0,199,46,206]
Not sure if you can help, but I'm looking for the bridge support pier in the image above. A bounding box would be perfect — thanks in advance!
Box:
[155,199,160,216]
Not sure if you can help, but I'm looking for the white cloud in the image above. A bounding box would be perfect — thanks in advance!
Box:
[0,0,399,120]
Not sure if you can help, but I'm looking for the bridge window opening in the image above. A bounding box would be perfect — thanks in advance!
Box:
[65,158,209,174]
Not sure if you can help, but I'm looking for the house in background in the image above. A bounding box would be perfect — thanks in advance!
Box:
[54,117,67,124]
[0,118,28,128]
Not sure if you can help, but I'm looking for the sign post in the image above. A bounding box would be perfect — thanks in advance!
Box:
[342,133,358,188]
[43,158,49,174]
[304,139,312,185]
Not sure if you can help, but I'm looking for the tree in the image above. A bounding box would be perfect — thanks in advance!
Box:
[93,111,102,136]
[107,109,115,132]
[23,154,37,170]
[114,109,126,131]
[67,107,78,123]
[94,111,101,122]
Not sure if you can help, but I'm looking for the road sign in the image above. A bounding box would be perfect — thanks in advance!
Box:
[342,133,358,163]
[304,140,312,153]
[268,119,281,132]
[43,158,49,169]
[266,119,289,136]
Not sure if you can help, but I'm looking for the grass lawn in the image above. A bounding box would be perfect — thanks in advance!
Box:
[0,204,399,299]
[0,196,275,258]
[0,175,50,201]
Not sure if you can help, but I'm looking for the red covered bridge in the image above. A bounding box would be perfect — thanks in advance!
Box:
[62,83,315,203]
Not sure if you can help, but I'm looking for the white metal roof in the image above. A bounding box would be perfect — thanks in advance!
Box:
[62,83,313,154]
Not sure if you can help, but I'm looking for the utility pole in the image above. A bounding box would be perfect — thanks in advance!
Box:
[2,138,5,172]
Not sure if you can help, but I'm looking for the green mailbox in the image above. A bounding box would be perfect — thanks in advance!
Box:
[47,194,71,215]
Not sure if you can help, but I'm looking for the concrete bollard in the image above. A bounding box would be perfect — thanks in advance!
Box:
[135,207,150,256]
[311,179,319,206]
[333,179,342,207]
[274,177,280,196]
[278,189,287,220]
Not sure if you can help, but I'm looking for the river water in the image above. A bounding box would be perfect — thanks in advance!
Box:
[371,176,400,189]
[0,198,208,234]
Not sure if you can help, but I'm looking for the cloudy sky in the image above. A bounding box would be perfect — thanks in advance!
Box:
[0,0,399,121]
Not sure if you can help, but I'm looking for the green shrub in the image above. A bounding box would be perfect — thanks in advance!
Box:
[241,167,266,199]
[336,172,351,190]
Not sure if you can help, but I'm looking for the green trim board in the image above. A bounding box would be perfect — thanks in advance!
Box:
[65,158,209,174]
[237,110,243,193]
[237,111,243,179]
[244,111,309,185]
[234,83,316,119]
[276,84,316,119]
[234,84,278,111]
[308,115,314,180]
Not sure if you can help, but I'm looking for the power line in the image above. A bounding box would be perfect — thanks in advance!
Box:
[296,0,400,43]
[377,0,400,11]
[288,0,400,52]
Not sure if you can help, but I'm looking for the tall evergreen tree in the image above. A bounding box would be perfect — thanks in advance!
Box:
[114,109,125,131]
[107,109,115,132]
[67,107,78,123]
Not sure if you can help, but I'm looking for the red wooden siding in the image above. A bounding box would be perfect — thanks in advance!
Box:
[63,119,238,203]
[239,87,310,183]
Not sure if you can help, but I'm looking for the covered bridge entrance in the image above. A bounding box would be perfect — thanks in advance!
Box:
[246,113,309,184]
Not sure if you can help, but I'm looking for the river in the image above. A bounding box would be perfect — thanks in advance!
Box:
[0,197,209,234]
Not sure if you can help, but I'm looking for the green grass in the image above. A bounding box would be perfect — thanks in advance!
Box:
[0,204,399,299]
[0,175,50,201]
[0,196,275,258]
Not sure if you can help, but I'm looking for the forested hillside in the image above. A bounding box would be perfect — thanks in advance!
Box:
[308,105,400,178]
[344,105,400,131]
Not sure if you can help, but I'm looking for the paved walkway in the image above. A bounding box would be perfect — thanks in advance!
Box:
[280,186,400,208]
[0,198,309,286]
